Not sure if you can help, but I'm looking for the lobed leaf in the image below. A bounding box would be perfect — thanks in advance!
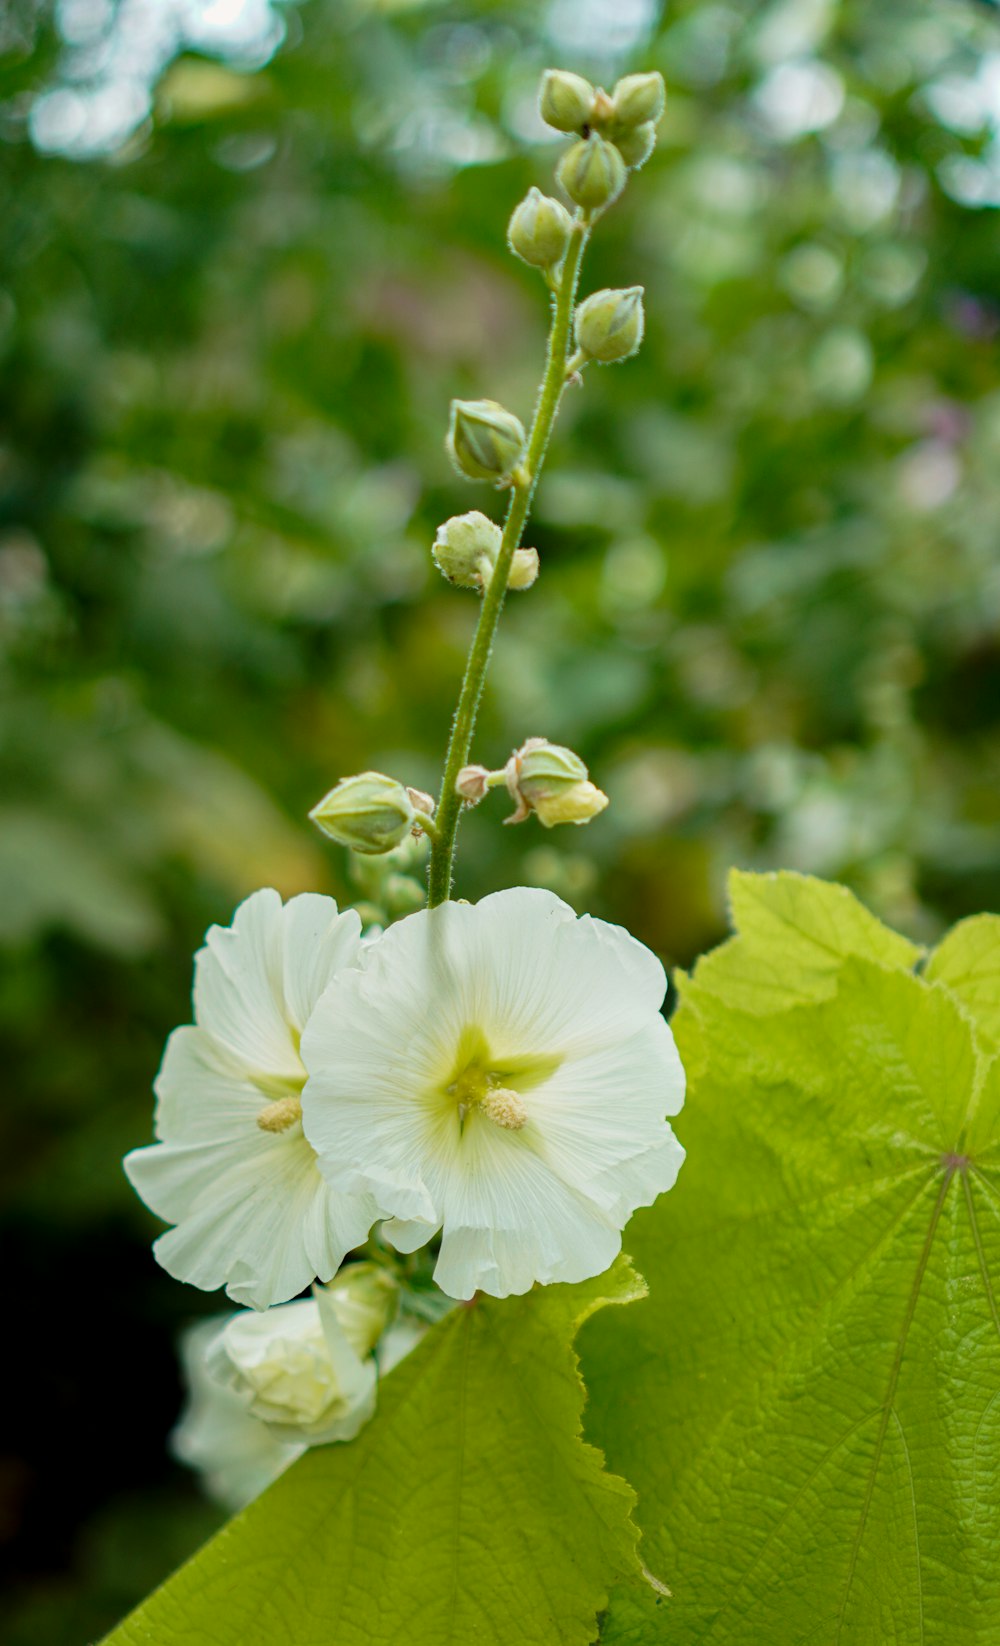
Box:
[584,872,1000,1644]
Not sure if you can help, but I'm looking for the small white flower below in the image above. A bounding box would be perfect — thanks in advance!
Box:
[302,887,686,1301]
[172,1264,416,1511]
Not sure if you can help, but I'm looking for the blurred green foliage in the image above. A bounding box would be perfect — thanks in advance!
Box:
[2,0,1000,1639]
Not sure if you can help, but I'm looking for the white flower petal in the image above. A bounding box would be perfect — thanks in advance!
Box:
[194,888,300,1078]
[131,1132,376,1309]
[432,1116,622,1300]
[152,1026,264,1144]
[280,894,363,1035]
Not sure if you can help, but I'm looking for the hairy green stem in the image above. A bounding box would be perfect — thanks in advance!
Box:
[427,216,590,907]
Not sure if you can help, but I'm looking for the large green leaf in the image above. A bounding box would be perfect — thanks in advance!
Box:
[103,1258,647,1646]
[583,873,1000,1643]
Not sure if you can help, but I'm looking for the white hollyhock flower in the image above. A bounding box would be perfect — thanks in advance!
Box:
[125,889,379,1309]
[301,888,685,1301]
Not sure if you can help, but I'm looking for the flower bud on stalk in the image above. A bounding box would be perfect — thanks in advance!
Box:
[539,68,595,133]
[456,765,491,804]
[574,286,645,364]
[503,737,609,828]
[433,512,502,588]
[611,71,666,128]
[447,399,527,485]
[433,512,538,592]
[557,134,627,211]
[614,120,657,170]
[506,545,539,590]
[310,772,423,855]
[507,187,573,270]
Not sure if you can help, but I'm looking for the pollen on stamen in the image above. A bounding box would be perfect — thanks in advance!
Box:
[479,1087,528,1131]
[257,1095,303,1133]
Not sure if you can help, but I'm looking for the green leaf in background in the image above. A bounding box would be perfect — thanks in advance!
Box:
[687,869,923,1015]
[925,915,1000,1055]
[583,873,1000,1644]
[102,1257,648,1646]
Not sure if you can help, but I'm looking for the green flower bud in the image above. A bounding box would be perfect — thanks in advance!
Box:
[447,398,527,485]
[574,286,645,364]
[507,187,573,270]
[613,120,657,170]
[432,511,503,589]
[432,512,539,592]
[539,68,595,134]
[504,737,609,828]
[610,71,666,128]
[309,771,415,855]
[557,134,626,212]
[328,1262,399,1357]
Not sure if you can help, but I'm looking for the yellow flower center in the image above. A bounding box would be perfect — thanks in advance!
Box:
[253,1068,306,1134]
[443,1027,562,1135]
[256,1093,304,1133]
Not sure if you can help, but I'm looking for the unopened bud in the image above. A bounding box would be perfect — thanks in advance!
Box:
[574,286,645,364]
[611,72,666,128]
[614,120,657,170]
[590,87,616,126]
[456,765,491,804]
[507,187,573,270]
[557,134,626,212]
[406,787,435,818]
[310,772,415,855]
[327,1261,399,1358]
[431,514,538,593]
[504,737,610,828]
[507,546,539,590]
[432,511,501,589]
[539,68,595,134]
[447,399,526,485]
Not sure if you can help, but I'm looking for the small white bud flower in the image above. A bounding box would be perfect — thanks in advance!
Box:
[614,120,657,170]
[610,71,666,128]
[504,737,610,828]
[574,286,645,364]
[432,511,503,589]
[539,68,595,133]
[204,1264,397,1445]
[557,134,626,211]
[507,545,540,590]
[310,772,416,855]
[456,764,491,804]
[447,399,527,485]
[508,187,573,270]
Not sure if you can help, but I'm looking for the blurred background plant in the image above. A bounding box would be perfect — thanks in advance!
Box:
[2,0,999,1639]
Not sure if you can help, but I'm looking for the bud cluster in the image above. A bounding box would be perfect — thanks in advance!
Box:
[539,67,666,179]
[457,738,609,830]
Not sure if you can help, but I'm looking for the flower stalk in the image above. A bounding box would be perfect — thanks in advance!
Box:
[427,213,590,907]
